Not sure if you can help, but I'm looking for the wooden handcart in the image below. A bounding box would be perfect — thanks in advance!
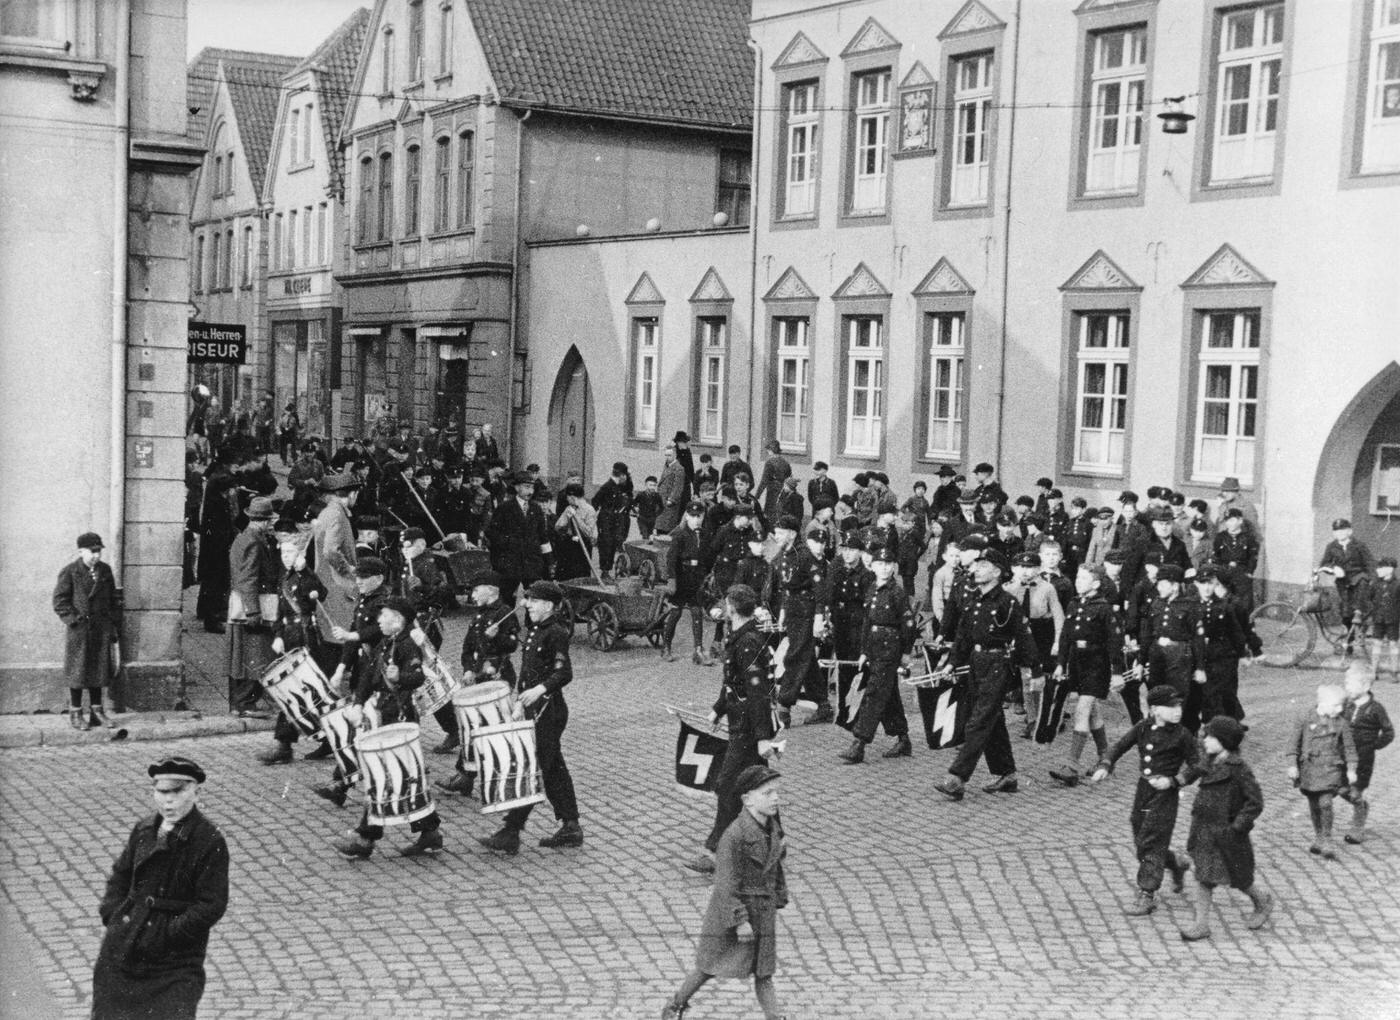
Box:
[555,576,671,651]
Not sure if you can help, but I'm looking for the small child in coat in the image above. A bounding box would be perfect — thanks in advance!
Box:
[635,477,664,541]
[1181,716,1272,941]
[1343,665,1395,844]
[1365,556,1399,675]
[1288,683,1358,860]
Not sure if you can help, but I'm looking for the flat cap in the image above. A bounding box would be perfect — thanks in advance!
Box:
[1156,565,1185,583]
[76,532,104,550]
[148,756,206,784]
[1147,685,1183,707]
[734,764,782,797]
[524,580,565,604]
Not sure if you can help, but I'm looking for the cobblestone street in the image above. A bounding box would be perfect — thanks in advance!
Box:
[2,618,1398,1019]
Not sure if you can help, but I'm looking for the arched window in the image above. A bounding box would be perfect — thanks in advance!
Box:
[456,130,473,228]
[434,135,451,230]
[358,156,374,242]
[377,151,393,241]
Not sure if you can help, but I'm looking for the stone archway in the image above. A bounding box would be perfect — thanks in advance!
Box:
[547,346,595,486]
[1312,361,1400,558]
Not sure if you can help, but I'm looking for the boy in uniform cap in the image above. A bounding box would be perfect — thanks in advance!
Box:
[1090,685,1200,916]
[661,501,713,665]
[1138,564,1207,732]
[1180,716,1272,941]
[1364,556,1400,673]
[839,544,916,763]
[92,756,228,1020]
[437,571,521,797]
[820,524,875,730]
[332,598,445,859]
[807,461,839,516]
[1006,551,1064,732]
[1319,519,1376,652]
[703,502,760,655]
[934,557,1039,801]
[53,532,121,730]
[1033,477,1055,517]
[478,581,582,854]
[1045,563,1123,777]
[772,514,830,724]
[256,538,330,765]
[1212,508,1260,615]
[1193,566,1250,725]
[396,527,460,753]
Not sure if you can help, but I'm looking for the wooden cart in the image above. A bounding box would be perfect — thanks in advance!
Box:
[556,576,671,651]
[430,533,491,594]
[617,535,672,585]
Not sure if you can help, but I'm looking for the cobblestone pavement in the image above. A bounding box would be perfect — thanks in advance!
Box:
[2,610,1398,1019]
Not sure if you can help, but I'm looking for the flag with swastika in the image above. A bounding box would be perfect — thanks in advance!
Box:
[674,717,729,796]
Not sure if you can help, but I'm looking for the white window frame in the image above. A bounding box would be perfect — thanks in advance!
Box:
[1211,4,1284,183]
[951,53,993,206]
[698,318,727,445]
[288,107,300,168]
[1071,312,1131,474]
[785,81,819,216]
[302,103,315,164]
[844,316,884,456]
[774,317,811,453]
[851,70,891,212]
[1086,28,1146,194]
[632,317,659,441]
[925,312,965,459]
[380,26,395,95]
[1193,310,1261,484]
[1364,0,1400,172]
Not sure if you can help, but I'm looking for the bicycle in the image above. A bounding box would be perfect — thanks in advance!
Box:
[1250,570,1366,668]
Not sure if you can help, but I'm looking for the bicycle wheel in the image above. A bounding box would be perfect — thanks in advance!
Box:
[1250,602,1316,667]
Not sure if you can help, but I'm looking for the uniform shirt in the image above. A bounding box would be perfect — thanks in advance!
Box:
[1041,570,1075,612]
[1212,530,1259,575]
[339,588,389,668]
[459,601,521,682]
[821,559,872,620]
[1197,595,1247,661]
[355,631,425,721]
[1055,594,1125,672]
[775,543,825,617]
[1064,515,1095,563]
[397,553,455,617]
[734,555,774,612]
[517,616,573,717]
[713,618,777,742]
[273,567,326,649]
[706,521,758,582]
[438,482,477,536]
[1139,594,1202,662]
[928,562,957,627]
[949,584,1038,669]
[1099,718,1201,782]
[1003,576,1066,642]
[860,579,915,662]
[1364,575,1400,625]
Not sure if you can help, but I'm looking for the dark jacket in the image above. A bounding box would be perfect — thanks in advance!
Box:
[1186,752,1264,889]
[53,558,120,687]
[807,476,839,514]
[459,600,520,687]
[272,567,327,651]
[486,496,550,581]
[1346,697,1395,754]
[93,808,228,1016]
[1319,539,1376,586]
[517,616,572,718]
[667,522,708,602]
[713,618,777,743]
[355,630,426,724]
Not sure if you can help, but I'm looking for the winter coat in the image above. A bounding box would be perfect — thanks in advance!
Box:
[52,558,119,687]
[695,808,787,979]
[1290,712,1357,793]
[1186,752,1263,890]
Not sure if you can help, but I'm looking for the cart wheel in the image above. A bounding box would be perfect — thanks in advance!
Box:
[559,598,577,631]
[588,603,620,651]
[637,560,657,586]
[613,551,632,577]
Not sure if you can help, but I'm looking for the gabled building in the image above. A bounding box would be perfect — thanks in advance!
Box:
[187,47,300,410]
[261,9,370,443]
[335,0,753,478]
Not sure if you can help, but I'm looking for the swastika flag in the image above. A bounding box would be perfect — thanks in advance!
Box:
[674,717,729,795]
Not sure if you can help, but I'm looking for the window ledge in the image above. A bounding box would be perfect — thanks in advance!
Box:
[354,241,393,252]
[0,48,106,100]
[1079,188,1138,200]
[427,227,475,241]
[288,161,315,174]
[777,213,816,222]
[1069,466,1125,478]
[433,71,454,85]
[1203,176,1273,190]
[945,200,989,211]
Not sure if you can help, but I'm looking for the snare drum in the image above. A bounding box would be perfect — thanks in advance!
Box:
[357,723,436,826]
[470,720,545,814]
[413,656,461,717]
[259,649,337,738]
[318,698,379,785]
[451,681,516,775]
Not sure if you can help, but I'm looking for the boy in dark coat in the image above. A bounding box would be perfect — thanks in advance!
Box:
[634,476,664,541]
[53,532,120,729]
[1287,683,1357,859]
[1181,716,1273,941]
[1342,666,1394,843]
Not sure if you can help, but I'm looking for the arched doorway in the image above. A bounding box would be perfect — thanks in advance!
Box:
[548,347,595,485]
[1312,361,1400,559]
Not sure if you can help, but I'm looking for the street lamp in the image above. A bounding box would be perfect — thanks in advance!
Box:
[1157,96,1195,135]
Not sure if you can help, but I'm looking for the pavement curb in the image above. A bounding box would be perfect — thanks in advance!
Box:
[0,714,275,750]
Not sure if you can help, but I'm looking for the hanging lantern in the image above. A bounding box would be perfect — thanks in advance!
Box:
[1157,96,1195,135]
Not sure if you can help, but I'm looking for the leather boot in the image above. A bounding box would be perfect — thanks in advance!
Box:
[1123,890,1156,916]
[313,781,348,808]
[1167,853,1191,894]
[69,708,88,731]
[1345,799,1369,844]
[882,735,912,758]
[257,741,294,766]
[435,771,474,796]
[304,740,333,760]
[804,702,835,725]
[1179,883,1213,941]
[539,820,584,848]
[1244,887,1275,930]
[660,997,688,1019]
[692,649,714,667]
[90,705,114,729]
[838,738,866,764]
[431,734,460,755]
[399,828,445,857]
[660,643,677,663]
[934,776,965,801]
[332,832,374,860]
[1048,764,1080,787]
[477,826,521,855]
[982,773,1019,794]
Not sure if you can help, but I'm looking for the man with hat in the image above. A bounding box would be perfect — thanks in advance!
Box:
[333,598,446,859]
[772,514,830,723]
[1032,477,1056,517]
[486,471,552,605]
[1192,567,1251,725]
[821,522,874,729]
[969,462,1007,517]
[937,490,982,560]
[1089,686,1201,917]
[656,440,691,534]
[479,581,583,854]
[1212,507,1260,614]
[807,461,839,516]
[930,464,962,520]
[662,501,713,665]
[392,462,444,541]
[312,472,360,644]
[437,570,521,797]
[933,557,1038,801]
[839,542,916,763]
[1139,564,1206,732]
[53,532,121,730]
[591,462,635,578]
[92,756,228,1020]
[1211,476,1259,539]
[719,444,754,489]
[754,439,792,524]
[1319,518,1376,650]
[1145,507,1191,574]
[226,496,279,717]
[437,462,475,540]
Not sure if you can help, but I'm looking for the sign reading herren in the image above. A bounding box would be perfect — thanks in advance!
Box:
[187,322,247,364]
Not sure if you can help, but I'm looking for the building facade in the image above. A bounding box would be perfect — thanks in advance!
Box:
[0,0,203,711]
[262,9,370,444]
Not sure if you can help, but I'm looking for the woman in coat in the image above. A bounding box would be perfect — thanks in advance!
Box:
[663,764,788,1020]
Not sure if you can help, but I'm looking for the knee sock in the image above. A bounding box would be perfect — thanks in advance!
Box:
[689,608,704,651]
[1091,726,1108,758]
[70,688,84,709]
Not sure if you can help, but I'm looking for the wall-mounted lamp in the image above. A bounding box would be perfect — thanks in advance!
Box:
[1157,96,1196,135]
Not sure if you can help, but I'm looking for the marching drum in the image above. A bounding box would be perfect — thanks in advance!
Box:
[356,723,436,826]
[471,720,545,814]
[450,681,516,775]
[319,698,380,785]
[412,656,461,718]
[259,649,338,738]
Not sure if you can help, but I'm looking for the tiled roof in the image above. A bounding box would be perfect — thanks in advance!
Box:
[467,0,753,130]
[186,47,299,145]
[287,8,371,197]
[223,53,302,195]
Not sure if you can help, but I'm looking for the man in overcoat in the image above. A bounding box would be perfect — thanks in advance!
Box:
[486,471,552,603]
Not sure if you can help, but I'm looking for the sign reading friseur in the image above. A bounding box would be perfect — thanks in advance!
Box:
[187,322,247,364]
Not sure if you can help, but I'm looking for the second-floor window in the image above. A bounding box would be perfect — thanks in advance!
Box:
[193,235,204,292]
[287,209,297,268]
[289,108,300,166]
[210,232,222,289]
[632,317,659,440]
[1211,3,1284,183]
[851,69,891,212]
[241,226,253,286]
[697,318,727,444]
[357,157,373,243]
[377,152,393,241]
[434,136,451,230]
[300,103,314,163]
[717,149,751,227]
[222,229,233,287]
[213,155,223,196]
[783,81,819,216]
[381,27,394,94]
[405,144,421,235]
[951,53,994,206]
[271,213,283,270]
[1364,0,1400,172]
[1194,310,1261,483]
[457,130,474,228]
[1086,27,1146,194]
[438,2,453,75]
[1072,312,1131,473]
[316,203,328,264]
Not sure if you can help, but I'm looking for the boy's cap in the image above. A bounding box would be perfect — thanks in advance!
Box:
[1203,715,1245,751]
[1147,685,1183,707]
[1224,508,1244,519]
[1156,565,1185,583]
[973,462,994,474]
[1332,518,1352,530]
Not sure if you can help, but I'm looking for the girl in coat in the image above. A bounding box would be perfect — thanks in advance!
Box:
[663,765,788,1020]
[1181,716,1273,941]
[1288,683,1358,860]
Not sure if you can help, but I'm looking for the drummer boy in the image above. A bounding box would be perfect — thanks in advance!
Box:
[333,596,445,860]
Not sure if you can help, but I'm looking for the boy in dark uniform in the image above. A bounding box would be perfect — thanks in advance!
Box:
[256,539,329,765]
[822,527,873,731]
[773,517,829,724]
[684,584,780,875]
[479,581,582,854]
[704,505,760,657]
[839,544,915,763]
[1193,567,1250,724]
[1139,564,1206,731]
[662,502,712,665]
[397,527,460,753]
[635,476,664,541]
[1090,685,1200,916]
[333,597,445,859]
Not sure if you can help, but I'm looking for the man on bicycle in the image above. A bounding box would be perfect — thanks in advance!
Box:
[1319,518,1376,654]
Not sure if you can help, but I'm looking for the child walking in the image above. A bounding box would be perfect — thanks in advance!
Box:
[1288,683,1357,860]
[1180,716,1273,941]
[1343,665,1394,844]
